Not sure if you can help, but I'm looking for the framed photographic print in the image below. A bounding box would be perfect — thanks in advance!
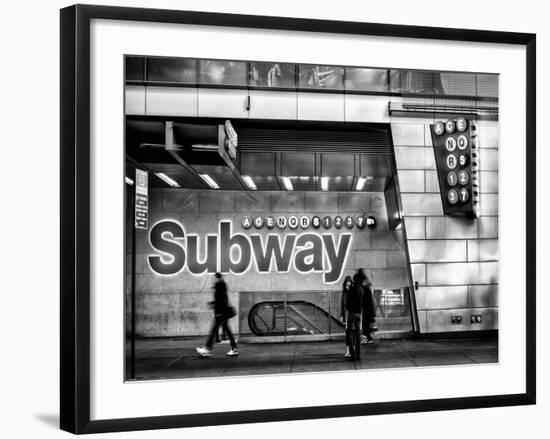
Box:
[60,4,536,434]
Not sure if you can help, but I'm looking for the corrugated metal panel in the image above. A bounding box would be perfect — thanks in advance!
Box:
[238,127,392,154]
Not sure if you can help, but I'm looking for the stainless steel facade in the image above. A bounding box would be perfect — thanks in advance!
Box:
[393,121,499,333]
[125,57,499,335]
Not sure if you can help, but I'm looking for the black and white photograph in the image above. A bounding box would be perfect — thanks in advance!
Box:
[1,0,546,436]
[51,2,538,435]
[124,57,500,381]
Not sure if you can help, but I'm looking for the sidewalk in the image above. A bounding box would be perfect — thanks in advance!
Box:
[131,336,498,381]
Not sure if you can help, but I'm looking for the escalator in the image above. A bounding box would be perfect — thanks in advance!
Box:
[248,300,345,336]
[246,288,414,339]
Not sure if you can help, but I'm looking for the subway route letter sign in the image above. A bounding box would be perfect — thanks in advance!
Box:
[431,117,480,218]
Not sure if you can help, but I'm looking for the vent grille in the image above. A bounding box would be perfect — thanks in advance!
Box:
[238,127,392,154]
[400,71,499,111]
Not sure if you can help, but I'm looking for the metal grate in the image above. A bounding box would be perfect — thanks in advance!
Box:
[401,70,498,111]
[237,127,392,154]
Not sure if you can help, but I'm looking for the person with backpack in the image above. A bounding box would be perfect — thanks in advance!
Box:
[196,273,239,357]
[361,271,376,344]
[345,270,365,360]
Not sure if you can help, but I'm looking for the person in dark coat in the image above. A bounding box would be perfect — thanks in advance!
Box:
[360,271,376,344]
[196,273,238,357]
[340,276,354,358]
[345,270,365,360]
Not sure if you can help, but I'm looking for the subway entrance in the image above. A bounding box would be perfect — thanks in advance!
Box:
[126,117,418,349]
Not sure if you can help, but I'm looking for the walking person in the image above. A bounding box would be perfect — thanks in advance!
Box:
[360,270,376,344]
[340,276,353,358]
[345,270,365,360]
[196,273,239,357]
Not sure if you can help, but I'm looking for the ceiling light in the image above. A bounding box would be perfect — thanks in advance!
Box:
[125,176,134,186]
[242,175,257,190]
[321,177,329,191]
[356,177,367,191]
[155,172,180,187]
[281,176,293,191]
[199,174,219,189]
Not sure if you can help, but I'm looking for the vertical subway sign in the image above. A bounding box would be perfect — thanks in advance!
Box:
[430,117,480,218]
[135,169,149,229]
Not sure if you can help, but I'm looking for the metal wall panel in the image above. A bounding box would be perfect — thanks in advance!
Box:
[411,263,426,286]
[146,86,198,117]
[479,194,499,216]
[281,153,315,176]
[408,240,467,263]
[468,284,499,307]
[403,217,426,239]
[248,90,297,120]
[304,193,339,213]
[424,122,433,147]
[426,261,499,286]
[426,216,498,239]
[425,307,498,332]
[321,154,354,176]
[401,193,443,216]
[424,170,440,193]
[344,94,390,123]
[369,268,410,288]
[370,230,405,249]
[354,250,389,269]
[467,239,499,262]
[269,192,305,212]
[240,152,277,176]
[398,170,425,193]
[297,92,344,121]
[416,285,468,310]
[477,123,499,149]
[391,123,425,146]
[478,217,499,239]
[417,310,428,333]
[125,85,146,115]
[338,192,386,213]
[360,155,393,177]
[479,171,499,193]
[387,250,408,268]
[198,88,249,118]
[479,148,499,171]
[394,147,436,170]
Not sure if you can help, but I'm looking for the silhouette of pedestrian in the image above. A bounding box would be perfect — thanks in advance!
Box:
[196,273,238,357]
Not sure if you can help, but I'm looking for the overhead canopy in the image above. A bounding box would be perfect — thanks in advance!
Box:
[126,117,396,191]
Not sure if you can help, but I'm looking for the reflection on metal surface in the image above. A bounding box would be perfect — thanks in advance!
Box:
[249,62,296,88]
[298,65,344,89]
[345,68,388,92]
[199,60,247,86]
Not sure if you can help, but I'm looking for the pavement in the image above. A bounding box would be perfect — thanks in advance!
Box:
[130,335,498,381]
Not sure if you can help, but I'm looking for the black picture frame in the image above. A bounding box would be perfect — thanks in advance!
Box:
[60,4,536,434]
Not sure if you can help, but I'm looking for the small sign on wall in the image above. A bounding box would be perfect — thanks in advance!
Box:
[135,169,148,229]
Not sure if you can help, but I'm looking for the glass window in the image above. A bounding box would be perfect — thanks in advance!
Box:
[400,70,445,95]
[439,72,477,97]
[146,58,197,83]
[298,64,344,90]
[476,73,498,98]
[388,70,402,93]
[125,56,145,81]
[199,60,247,86]
[345,68,388,92]
[249,62,296,88]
